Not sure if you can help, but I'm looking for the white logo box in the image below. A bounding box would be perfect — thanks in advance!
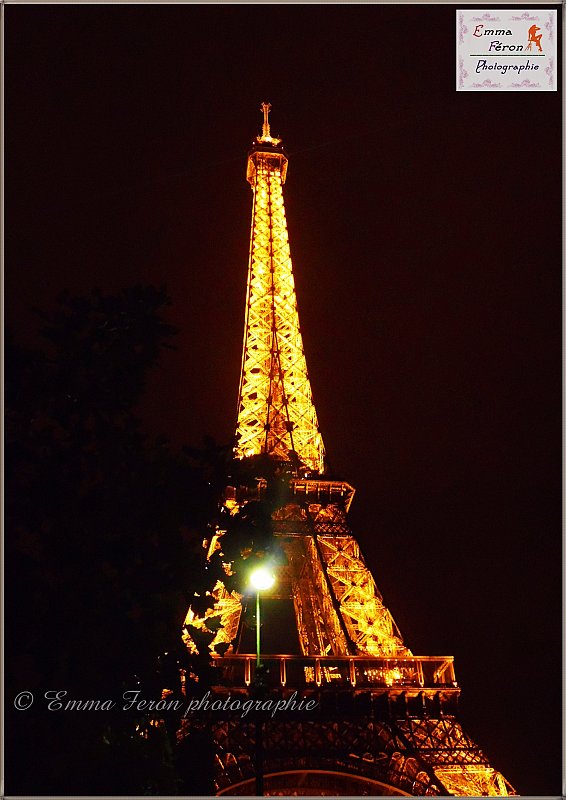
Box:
[457,9,557,91]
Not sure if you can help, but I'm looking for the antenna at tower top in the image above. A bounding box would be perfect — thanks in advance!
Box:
[257,101,281,145]
[261,101,271,138]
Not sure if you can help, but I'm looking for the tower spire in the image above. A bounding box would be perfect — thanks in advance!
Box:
[260,101,271,140]
[256,100,281,145]
[235,104,324,474]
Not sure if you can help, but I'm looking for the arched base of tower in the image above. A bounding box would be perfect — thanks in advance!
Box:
[217,770,413,796]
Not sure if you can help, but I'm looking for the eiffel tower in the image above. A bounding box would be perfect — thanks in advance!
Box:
[182,104,515,797]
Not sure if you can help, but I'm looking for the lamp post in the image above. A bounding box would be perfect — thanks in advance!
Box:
[248,565,275,797]
[249,565,275,668]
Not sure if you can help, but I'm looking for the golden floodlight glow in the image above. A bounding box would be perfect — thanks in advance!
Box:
[249,565,276,592]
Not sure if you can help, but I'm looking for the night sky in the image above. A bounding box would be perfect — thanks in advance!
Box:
[6,4,562,796]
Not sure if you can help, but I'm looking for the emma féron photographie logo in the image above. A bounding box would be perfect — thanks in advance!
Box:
[457,9,557,91]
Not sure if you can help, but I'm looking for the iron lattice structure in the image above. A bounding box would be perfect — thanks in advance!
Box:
[234,103,325,474]
[182,105,515,797]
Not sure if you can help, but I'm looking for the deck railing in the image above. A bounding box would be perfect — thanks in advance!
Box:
[210,654,456,689]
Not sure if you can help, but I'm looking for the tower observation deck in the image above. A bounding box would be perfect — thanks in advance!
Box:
[181,105,515,797]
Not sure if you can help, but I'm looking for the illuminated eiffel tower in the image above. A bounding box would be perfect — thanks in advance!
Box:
[183,105,515,797]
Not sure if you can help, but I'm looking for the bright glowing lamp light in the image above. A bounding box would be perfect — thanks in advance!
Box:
[249,566,275,592]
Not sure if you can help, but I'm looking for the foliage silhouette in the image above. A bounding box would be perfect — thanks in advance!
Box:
[6,286,292,794]
[6,287,222,794]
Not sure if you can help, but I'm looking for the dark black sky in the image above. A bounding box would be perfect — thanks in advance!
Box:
[6,4,562,796]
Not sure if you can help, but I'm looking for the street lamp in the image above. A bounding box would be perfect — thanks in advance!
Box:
[248,565,275,797]
[249,566,275,668]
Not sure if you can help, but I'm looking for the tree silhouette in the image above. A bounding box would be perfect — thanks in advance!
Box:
[6,286,291,794]
[5,287,222,794]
